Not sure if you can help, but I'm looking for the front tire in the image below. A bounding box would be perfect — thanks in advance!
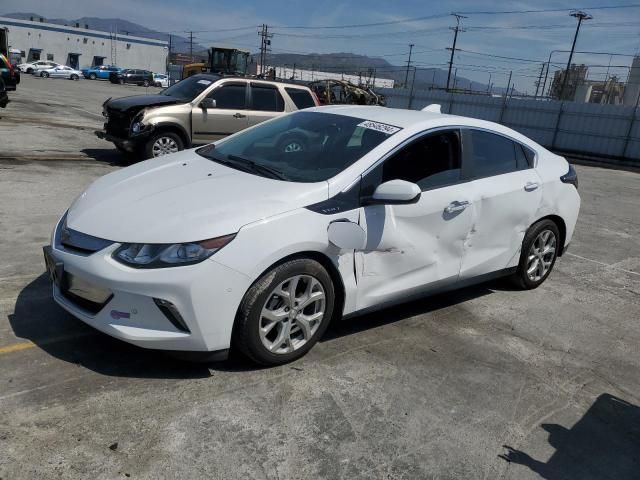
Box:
[513,219,560,289]
[70,74,79,80]
[41,72,49,78]
[233,259,335,366]
[144,131,184,159]
[142,79,150,87]
[89,73,96,80]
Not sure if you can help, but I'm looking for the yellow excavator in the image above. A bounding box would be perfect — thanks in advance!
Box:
[182,46,251,79]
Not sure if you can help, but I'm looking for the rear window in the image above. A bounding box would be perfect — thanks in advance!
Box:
[285,87,316,109]
[251,84,285,112]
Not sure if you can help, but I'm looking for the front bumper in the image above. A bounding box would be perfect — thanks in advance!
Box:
[44,234,252,352]
[95,129,153,151]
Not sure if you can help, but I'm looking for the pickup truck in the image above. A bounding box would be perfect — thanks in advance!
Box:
[82,65,122,80]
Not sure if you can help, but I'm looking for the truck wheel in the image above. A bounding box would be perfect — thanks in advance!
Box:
[144,132,184,159]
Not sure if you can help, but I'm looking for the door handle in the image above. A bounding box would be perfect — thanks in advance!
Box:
[524,181,540,191]
[444,200,470,214]
[233,113,247,119]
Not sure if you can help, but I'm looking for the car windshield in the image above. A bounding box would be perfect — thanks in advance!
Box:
[161,74,221,101]
[197,111,401,182]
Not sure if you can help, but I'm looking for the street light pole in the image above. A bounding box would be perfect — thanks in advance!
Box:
[559,10,592,100]
[446,13,466,92]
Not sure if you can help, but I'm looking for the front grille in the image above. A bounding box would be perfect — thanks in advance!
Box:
[55,213,114,256]
[60,272,113,314]
[104,107,131,138]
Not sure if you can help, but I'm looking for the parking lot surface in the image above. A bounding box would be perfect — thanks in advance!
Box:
[1,79,639,479]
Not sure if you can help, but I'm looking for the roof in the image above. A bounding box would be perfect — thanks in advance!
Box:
[307,105,543,150]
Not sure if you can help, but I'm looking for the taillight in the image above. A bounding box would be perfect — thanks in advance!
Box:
[560,164,578,190]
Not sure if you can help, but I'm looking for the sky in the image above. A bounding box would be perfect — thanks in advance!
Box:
[2,0,640,93]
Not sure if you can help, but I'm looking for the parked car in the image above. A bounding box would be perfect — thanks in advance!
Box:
[17,60,59,74]
[46,106,580,365]
[96,74,320,159]
[109,69,154,87]
[82,65,121,80]
[153,73,169,88]
[0,77,8,108]
[0,53,19,91]
[38,65,83,80]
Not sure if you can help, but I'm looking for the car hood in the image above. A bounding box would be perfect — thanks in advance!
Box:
[66,150,329,244]
[106,94,182,113]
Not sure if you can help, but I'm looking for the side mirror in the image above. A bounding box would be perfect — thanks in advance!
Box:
[367,179,421,205]
[328,221,366,250]
[199,98,216,109]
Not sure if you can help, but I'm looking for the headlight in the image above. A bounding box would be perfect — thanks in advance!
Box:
[113,234,236,268]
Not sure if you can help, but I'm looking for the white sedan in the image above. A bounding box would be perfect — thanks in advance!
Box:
[37,66,83,80]
[44,106,580,365]
[153,73,169,88]
[17,60,60,73]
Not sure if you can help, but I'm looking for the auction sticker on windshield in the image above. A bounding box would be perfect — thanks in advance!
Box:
[358,120,401,135]
[197,80,212,85]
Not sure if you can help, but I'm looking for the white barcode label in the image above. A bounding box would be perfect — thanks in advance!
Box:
[357,120,401,135]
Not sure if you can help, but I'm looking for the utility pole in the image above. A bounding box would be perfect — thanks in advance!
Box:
[446,13,466,92]
[559,10,592,100]
[188,31,194,62]
[534,63,545,98]
[404,43,414,88]
[505,70,513,98]
[257,24,273,76]
[167,33,172,77]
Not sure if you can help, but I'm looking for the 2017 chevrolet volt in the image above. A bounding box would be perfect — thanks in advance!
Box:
[44,106,580,365]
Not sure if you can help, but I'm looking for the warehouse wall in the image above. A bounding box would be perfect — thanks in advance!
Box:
[0,17,168,73]
[382,87,640,164]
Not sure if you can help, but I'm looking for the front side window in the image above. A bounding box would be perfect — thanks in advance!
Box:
[250,84,284,112]
[468,130,525,178]
[207,83,247,109]
[197,111,399,182]
[375,130,462,191]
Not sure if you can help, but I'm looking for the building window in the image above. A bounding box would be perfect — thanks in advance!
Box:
[46,53,54,61]
[83,38,88,44]
[67,37,70,41]
[20,51,26,58]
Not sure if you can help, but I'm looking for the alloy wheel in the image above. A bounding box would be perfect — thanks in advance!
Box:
[259,275,326,354]
[151,137,179,157]
[526,229,556,282]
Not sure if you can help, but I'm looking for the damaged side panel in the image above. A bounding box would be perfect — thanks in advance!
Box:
[355,185,474,310]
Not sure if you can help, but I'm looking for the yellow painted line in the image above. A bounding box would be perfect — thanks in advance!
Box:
[0,341,36,355]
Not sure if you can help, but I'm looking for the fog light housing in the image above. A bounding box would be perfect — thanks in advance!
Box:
[154,298,190,333]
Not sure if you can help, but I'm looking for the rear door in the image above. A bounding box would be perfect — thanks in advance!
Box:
[191,81,249,144]
[246,82,286,127]
[458,129,542,279]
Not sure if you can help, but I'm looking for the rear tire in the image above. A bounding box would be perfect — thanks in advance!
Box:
[70,74,79,81]
[513,219,560,290]
[233,258,335,366]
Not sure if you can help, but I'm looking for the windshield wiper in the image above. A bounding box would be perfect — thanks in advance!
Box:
[227,154,288,180]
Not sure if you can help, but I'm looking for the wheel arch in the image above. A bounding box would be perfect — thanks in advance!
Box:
[231,250,347,338]
[532,214,567,256]
[151,122,192,148]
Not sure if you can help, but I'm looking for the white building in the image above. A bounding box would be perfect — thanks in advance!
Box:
[0,16,168,73]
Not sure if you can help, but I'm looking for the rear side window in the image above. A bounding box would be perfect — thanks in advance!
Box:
[251,84,285,112]
[468,130,527,177]
[285,88,315,109]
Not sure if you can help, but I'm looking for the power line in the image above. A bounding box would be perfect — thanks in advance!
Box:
[270,13,451,30]
[457,4,640,15]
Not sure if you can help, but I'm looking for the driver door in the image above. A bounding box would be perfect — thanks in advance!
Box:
[356,129,474,310]
[191,81,249,144]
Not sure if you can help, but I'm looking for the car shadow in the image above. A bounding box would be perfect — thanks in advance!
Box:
[80,148,130,166]
[10,272,510,378]
[500,393,640,479]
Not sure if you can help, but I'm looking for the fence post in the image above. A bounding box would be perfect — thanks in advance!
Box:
[499,93,508,123]
[551,102,564,150]
[407,67,417,110]
[621,90,640,160]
